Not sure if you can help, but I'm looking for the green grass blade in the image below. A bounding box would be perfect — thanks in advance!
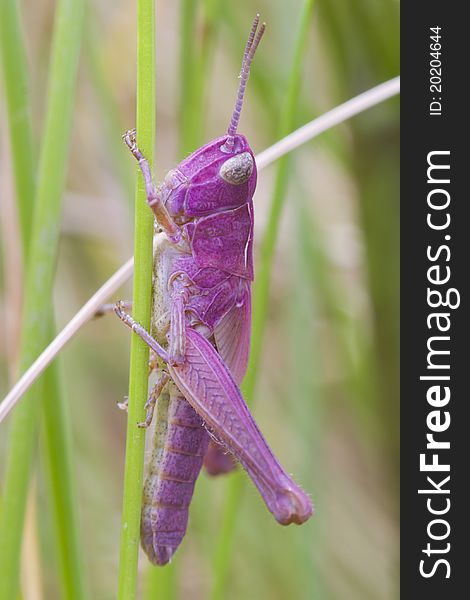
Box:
[210,2,315,597]
[209,471,244,600]
[178,0,198,157]
[116,0,156,597]
[42,350,88,600]
[0,0,85,597]
[0,0,36,259]
[0,389,39,600]
[186,0,222,151]
[178,0,222,157]
[0,0,87,592]
[84,3,134,200]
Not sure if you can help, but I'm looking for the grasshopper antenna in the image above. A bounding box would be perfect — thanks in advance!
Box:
[224,15,265,151]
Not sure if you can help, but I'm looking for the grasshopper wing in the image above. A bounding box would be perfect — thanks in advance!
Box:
[169,327,312,525]
[206,285,251,475]
[213,285,251,385]
[203,441,236,475]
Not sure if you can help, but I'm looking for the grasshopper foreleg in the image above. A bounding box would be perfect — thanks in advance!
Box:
[122,129,181,244]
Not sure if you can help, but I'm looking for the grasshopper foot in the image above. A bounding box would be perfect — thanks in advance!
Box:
[122,128,137,150]
[117,397,128,412]
[95,300,132,318]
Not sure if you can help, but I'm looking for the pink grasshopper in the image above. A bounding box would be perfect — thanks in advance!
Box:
[115,15,313,565]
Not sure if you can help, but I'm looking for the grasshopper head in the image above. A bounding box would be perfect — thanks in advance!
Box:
[166,133,257,219]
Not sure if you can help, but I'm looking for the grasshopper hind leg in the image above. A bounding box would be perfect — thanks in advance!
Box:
[122,129,181,244]
[114,301,170,363]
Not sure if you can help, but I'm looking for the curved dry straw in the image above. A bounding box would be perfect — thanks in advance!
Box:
[0,75,400,425]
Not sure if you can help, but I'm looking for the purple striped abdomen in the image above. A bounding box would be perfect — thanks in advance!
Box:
[141,387,209,565]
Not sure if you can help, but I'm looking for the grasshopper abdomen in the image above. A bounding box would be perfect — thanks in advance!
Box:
[141,387,209,565]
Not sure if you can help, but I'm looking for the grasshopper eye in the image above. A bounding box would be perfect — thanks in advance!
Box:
[219,152,254,185]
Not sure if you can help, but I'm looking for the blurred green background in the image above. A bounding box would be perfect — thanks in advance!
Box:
[0,0,399,598]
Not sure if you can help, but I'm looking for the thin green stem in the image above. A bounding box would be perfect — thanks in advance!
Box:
[0,0,85,598]
[210,2,315,596]
[143,560,177,600]
[117,0,156,597]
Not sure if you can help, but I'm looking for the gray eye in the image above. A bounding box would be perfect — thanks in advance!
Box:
[219,152,254,185]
